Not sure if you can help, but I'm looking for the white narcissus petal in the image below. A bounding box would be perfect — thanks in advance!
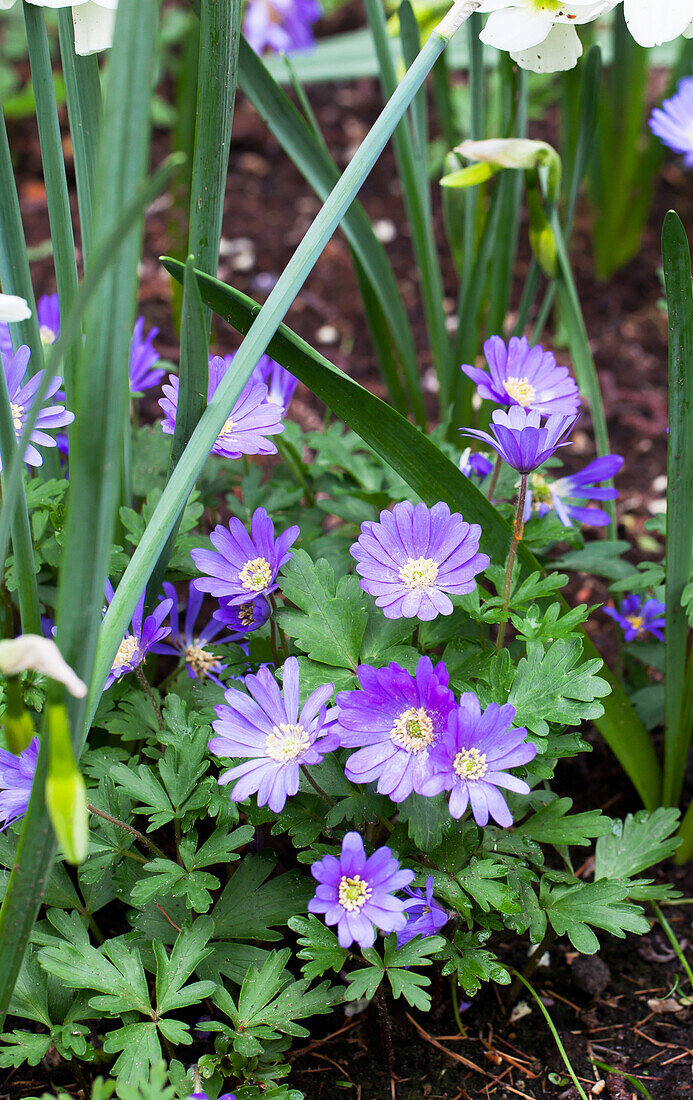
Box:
[0,293,31,323]
[72,0,117,54]
[0,635,87,697]
[480,7,553,51]
[511,23,583,73]
[624,0,693,45]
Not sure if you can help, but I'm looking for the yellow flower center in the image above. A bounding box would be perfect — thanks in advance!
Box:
[238,601,257,627]
[399,556,439,591]
[185,643,221,678]
[453,747,488,781]
[265,722,310,763]
[338,874,372,912]
[217,416,235,442]
[112,634,139,674]
[389,707,435,753]
[239,556,272,592]
[10,402,22,435]
[626,615,644,633]
[529,473,553,507]
[504,376,536,406]
[39,325,56,346]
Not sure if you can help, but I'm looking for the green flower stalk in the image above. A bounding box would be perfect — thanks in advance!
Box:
[1,676,34,755]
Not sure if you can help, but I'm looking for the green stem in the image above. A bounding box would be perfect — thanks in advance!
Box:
[496,473,527,652]
[136,667,163,730]
[511,970,589,1100]
[486,454,502,501]
[57,10,101,258]
[652,902,693,988]
[86,803,166,860]
[301,765,336,806]
[23,2,80,403]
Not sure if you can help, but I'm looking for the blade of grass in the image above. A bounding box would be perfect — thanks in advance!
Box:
[0,155,184,581]
[399,1,429,205]
[238,38,425,424]
[661,211,693,808]
[363,0,454,410]
[57,10,101,258]
[0,0,161,1026]
[590,1061,653,1100]
[23,2,80,402]
[512,971,589,1100]
[164,260,662,811]
[87,1,482,726]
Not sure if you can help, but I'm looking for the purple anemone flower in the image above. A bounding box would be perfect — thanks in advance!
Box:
[462,335,580,416]
[251,353,298,411]
[460,449,494,481]
[1,345,74,470]
[213,594,271,634]
[462,407,576,475]
[103,581,173,690]
[187,1094,236,1100]
[209,656,336,813]
[649,76,693,166]
[523,454,624,527]
[159,354,284,461]
[191,507,299,606]
[129,317,164,394]
[397,876,448,947]
[244,0,321,54]
[151,582,239,688]
[603,594,666,643]
[350,501,489,621]
[308,831,415,950]
[0,736,39,830]
[421,695,536,827]
[0,293,60,357]
[334,656,456,802]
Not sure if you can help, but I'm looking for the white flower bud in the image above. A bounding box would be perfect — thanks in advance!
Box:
[0,635,87,698]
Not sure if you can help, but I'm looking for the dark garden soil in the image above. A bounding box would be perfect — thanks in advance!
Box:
[2,18,693,1100]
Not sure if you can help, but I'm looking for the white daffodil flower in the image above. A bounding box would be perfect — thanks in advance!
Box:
[0,0,117,55]
[0,635,87,698]
[0,293,31,323]
[477,0,617,72]
[621,0,693,46]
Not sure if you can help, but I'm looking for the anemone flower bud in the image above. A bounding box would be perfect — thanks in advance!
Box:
[45,703,88,864]
[0,293,31,323]
[0,636,87,697]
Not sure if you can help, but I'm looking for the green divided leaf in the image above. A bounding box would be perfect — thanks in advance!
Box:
[518,798,612,847]
[289,915,349,981]
[594,807,681,881]
[212,853,314,940]
[277,549,367,670]
[509,638,610,736]
[540,879,649,954]
[440,930,511,997]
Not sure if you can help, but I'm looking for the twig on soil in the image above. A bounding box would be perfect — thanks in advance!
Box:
[288,1019,361,1061]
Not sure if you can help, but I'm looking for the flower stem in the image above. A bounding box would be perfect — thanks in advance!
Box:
[136,666,164,729]
[486,453,502,500]
[269,594,290,658]
[496,473,528,652]
[87,803,167,860]
[301,765,336,806]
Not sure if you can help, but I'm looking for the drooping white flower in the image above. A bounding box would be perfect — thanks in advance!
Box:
[477,0,617,72]
[0,0,117,55]
[622,0,693,46]
[0,294,31,324]
[0,635,87,698]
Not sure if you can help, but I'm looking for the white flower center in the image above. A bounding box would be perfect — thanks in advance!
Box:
[504,376,536,406]
[185,643,220,678]
[338,874,372,912]
[399,556,439,591]
[10,402,22,435]
[217,416,235,442]
[112,634,139,673]
[39,325,56,346]
[389,707,435,753]
[626,615,644,633]
[239,556,272,592]
[453,747,488,781]
[265,722,310,763]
